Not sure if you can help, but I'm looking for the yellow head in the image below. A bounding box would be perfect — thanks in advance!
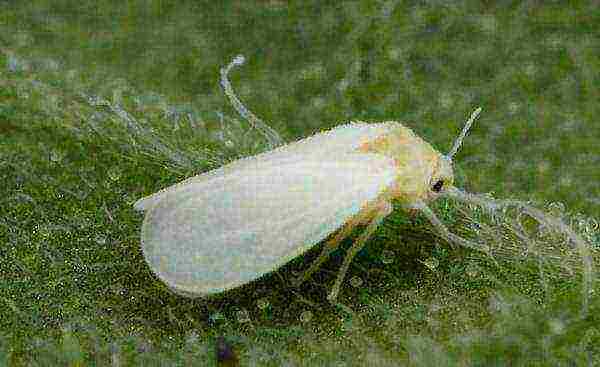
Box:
[358,108,481,205]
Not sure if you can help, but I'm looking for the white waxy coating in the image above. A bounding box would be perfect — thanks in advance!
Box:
[141,153,398,296]
[133,121,398,212]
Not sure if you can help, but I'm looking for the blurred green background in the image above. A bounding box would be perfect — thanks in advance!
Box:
[1,1,598,365]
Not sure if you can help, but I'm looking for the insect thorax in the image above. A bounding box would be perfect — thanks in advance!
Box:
[358,124,450,203]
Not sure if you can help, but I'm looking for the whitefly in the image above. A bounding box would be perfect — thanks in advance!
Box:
[135,55,593,309]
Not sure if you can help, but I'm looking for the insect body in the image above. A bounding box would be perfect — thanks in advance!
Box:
[135,55,487,302]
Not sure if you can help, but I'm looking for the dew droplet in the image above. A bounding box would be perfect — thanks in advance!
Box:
[548,318,565,335]
[559,175,572,187]
[336,78,350,92]
[18,90,30,99]
[546,202,565,218]
[349,276,363,288]
[311,96,326,109]
[508,101,520,114]
[571,212,587,232]
[49,149,66,163]
[299,310,313,323]
[74,216,91,229]
[94,234,107,245]
[381,250,395,264]
[488,293,507,314]
[256,298,270,310]
[524,63,536,76]
[235,309,250,323]
[438,90,453,109]
[466,263,479,278]
[107,167,122,181]
[478,14,497,34]
[536,223,552,239]
[185,331,199,345]
[420,257,439,271]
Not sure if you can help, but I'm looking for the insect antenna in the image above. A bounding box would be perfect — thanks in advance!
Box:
[220,54,285,148]
[441,186,593,316]
[447,107,482,160]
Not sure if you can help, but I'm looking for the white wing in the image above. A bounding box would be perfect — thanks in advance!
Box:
[134,121,398,211]
[141,153,397,296]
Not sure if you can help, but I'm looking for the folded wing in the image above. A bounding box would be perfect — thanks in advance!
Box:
[133,122,398,211]
[141,153,397,296]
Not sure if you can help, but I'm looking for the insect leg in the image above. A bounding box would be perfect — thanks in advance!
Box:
[413,201,494,257]
[327,201,393,303]
[293,216,360,287]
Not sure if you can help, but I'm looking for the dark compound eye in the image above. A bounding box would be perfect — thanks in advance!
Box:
[432,179,444,193]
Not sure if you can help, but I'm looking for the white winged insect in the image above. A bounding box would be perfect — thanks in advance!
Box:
[135,55,592,306]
